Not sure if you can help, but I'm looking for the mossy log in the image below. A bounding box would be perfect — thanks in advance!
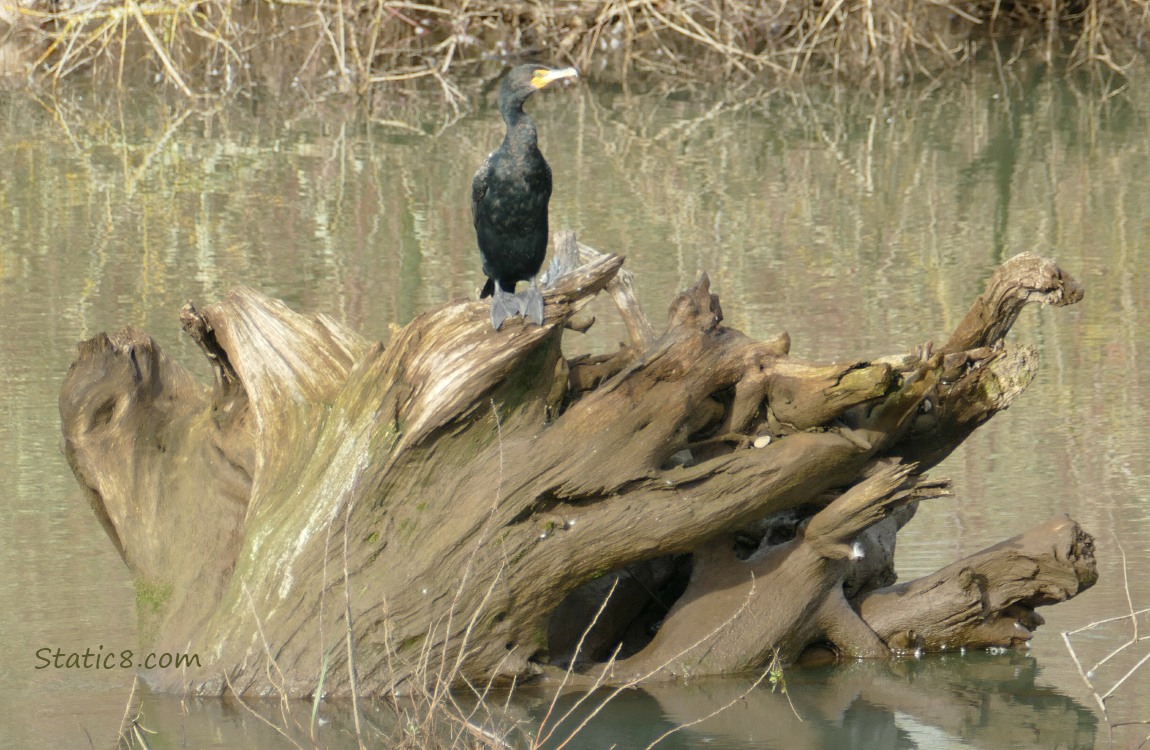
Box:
[59,233,1093,697]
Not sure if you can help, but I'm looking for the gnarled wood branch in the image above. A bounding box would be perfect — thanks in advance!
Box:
[58,238,1092,697]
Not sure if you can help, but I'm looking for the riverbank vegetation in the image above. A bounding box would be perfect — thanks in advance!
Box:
[1,1,1148,99]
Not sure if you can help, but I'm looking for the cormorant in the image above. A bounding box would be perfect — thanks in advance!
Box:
[472,64,578,330]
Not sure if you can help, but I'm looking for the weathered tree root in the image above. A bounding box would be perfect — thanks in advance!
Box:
[58,236,1094,697]
[858,515,1097,653]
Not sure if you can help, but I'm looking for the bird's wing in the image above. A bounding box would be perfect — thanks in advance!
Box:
[471,154,494,228]
[535,158,553,201]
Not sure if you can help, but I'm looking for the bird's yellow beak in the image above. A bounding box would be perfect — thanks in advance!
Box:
[531,67,579,89]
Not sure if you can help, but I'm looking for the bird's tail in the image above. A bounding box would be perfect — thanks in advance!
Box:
[480,278,495,298]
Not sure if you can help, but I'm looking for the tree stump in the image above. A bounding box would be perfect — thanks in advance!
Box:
[58,233,1094,697]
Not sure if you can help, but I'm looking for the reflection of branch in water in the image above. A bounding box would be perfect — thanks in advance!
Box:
[640,652,794,750]
[636,653,1096,749]
[10,68,1150,345]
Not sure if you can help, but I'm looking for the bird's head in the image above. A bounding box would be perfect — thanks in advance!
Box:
[499,64,579,111]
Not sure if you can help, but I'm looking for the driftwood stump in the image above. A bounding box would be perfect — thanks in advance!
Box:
[59,233,1094,696]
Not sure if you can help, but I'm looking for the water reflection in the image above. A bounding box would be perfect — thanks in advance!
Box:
[98,652,1094,749]
[2,59,1149,748]
[513,653,1096,750]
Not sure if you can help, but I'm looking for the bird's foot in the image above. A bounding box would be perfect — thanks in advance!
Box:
[518,284,545,326]
[490,292,518,331]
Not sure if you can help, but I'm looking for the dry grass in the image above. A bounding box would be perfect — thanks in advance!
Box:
[107,502,786,749]
[1,0,1148,99]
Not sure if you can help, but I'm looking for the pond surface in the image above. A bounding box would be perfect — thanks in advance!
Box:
[1,60,1148,749]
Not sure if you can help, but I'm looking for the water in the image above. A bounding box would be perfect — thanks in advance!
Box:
[1,61,1148,748]
[507,653,1097,749]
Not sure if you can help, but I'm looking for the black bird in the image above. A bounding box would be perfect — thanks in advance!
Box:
[472,64,578,330]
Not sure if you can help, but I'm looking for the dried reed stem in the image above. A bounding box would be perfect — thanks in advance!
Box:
[9,0,1148,99]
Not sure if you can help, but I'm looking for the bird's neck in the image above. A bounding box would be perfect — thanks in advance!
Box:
[501,106,539,156]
